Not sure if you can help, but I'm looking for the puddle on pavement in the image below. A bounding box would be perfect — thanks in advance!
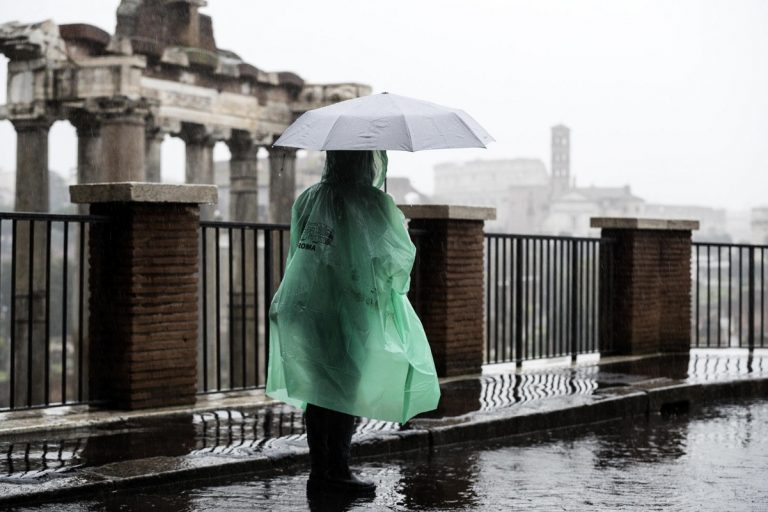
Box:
[8,397,768,511]
[0,352,765,481]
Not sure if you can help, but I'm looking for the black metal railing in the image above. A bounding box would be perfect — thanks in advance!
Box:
[0,212,106,411]
[484,234,607,365]
[198,221,290,394]
[692,242,767,350]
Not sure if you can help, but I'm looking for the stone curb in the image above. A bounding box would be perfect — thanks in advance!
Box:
[1,376,766,507]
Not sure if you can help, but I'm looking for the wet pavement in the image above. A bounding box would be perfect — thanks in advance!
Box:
[7,397,768,511]
[0,350,766,506]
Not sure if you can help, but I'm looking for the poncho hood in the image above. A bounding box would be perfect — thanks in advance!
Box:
[321,150,388,189]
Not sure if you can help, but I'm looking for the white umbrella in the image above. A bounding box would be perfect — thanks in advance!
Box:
[274,92,494,151]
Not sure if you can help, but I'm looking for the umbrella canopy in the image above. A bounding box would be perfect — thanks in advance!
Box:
[274,92,494,151]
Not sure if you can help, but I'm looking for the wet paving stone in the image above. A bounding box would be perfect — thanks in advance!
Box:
[0,351,765,495]
[7,397,767,511]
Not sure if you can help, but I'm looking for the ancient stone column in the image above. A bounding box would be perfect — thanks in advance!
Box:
[70,112,102,185]
[100,112,147,182]
[180,123,216,220]
[13,118,51,213]
[145,124,165,183]
[227,131,259,222]
[267,146,297,224]
[11,117,52,407]
[592,217,699,355]
[70,182,218,410]
[400,205,496,377]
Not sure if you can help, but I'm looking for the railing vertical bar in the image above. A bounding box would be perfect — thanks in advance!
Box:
[544,240,552,357]
[493,237,499,363]
[539,239,544,358]
[570,240,579,362]
[748,246,755,353]
[514,238,523,367]
[530,238,536,359]
[9,220,17,409]
[485,236,491,363]
[77,221,85,403]
[499,238,506,364]
[27,220,35,407]
[61,222,68,404]
[44,221,51,406]
[728,246,732,348]
[534,239,540,358]
[738,247,744,347]
[761,248,765,348]
[707,245,711,346]
[695,244,699,347]
[553,239,559,355]
[524,238,530,358]
[253,228,260,386]
[240,227,247,387]
[264,230,273,382]
[201,227,208,392]
[215,226,222,391]
[592,242,598,352]
[717,246,721,348]
[228,227,234,389]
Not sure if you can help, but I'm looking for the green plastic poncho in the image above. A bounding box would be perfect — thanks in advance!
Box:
[266,150,441,423]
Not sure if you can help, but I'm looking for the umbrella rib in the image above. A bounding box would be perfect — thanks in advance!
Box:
[452,113,488,147]
[401,113,415,152]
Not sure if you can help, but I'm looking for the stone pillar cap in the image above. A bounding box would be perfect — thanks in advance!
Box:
[70,182,218,205]
[398,204,496,221]
[590,217,699,231]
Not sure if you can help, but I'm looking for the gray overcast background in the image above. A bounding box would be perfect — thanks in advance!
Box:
[1,0,766,210]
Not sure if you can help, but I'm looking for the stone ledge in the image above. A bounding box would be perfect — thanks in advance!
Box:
[399,204,496,221]
[70,182,218,205]
[590,217,699,231]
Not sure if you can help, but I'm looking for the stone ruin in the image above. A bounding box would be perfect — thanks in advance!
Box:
[0,0,370,222]
[0,1,369,407]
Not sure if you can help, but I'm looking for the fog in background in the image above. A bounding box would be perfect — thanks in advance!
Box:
[0,0,766,211]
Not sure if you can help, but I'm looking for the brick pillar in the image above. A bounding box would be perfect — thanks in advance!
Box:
[400,205,496,377]
[592,218,699,356]
[70,183,218,410]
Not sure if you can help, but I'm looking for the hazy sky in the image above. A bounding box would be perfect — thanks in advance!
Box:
[1,0,767,210]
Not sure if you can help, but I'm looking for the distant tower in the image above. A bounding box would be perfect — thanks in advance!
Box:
[551,124,571,196]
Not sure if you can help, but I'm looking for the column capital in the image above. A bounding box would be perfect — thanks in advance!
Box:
[178,122,221,147]
[145,117,169,142]
[69,110,103,138]
[226,130,260,161]
[11,116,54,133]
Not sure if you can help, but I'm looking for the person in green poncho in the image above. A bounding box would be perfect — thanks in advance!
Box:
[266,150,441,493]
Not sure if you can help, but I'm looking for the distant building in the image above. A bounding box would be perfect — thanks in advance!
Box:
[643,204,729,242]
[432,125,738,239]
[433,158,550,233]
[752,207,768,244]
[550,124,571,197]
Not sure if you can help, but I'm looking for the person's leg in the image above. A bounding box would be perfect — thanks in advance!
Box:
[325,409,375,493]
[304,404,329,484]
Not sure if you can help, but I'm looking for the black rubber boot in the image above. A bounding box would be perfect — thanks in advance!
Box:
[325,409,376,494]
[304,404,329,489]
